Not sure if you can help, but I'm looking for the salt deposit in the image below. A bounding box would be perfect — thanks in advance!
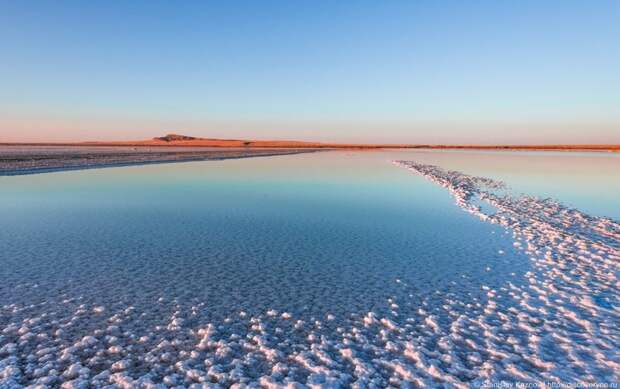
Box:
[392,161,619,385]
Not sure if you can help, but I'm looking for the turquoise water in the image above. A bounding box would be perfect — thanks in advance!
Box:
[0,151,524,319]
[0,150,617,386]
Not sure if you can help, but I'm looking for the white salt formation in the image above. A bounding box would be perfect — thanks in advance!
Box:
[392,161,619,384]
[0,161,618,387]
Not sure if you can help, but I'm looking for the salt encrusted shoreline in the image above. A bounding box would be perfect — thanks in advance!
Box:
[0,162,618,388]
[0,147,317,176]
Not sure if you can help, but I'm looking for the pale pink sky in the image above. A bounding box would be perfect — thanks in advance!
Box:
[1,115,618,144]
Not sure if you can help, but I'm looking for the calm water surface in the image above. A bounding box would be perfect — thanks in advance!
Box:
[0,150,618,386]
[1,150,617,319]
[1,151,529,319]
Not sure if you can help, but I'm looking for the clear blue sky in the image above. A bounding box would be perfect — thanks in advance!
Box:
[1,0,618,143]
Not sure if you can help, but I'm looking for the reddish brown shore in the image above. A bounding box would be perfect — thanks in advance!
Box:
[2,134,618,152]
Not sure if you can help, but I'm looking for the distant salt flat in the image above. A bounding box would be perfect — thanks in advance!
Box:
[0,145,315,176]
[0,151,618,387]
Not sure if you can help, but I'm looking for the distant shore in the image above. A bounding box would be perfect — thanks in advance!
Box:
[1,134,618,176]
[2,133,618,153]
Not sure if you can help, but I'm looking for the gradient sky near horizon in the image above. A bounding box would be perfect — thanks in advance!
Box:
[1,1,619,144]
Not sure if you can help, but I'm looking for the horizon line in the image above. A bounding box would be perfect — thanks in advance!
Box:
[1,133,619,152]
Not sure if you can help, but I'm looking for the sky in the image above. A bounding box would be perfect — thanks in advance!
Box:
[1,1,618,144]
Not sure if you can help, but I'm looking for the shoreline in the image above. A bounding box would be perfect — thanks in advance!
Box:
[0,147,319,176]
[1,142,618,153]
[1,143,618,176]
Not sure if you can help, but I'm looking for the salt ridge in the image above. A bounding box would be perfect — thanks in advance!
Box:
[393,160,619,384]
